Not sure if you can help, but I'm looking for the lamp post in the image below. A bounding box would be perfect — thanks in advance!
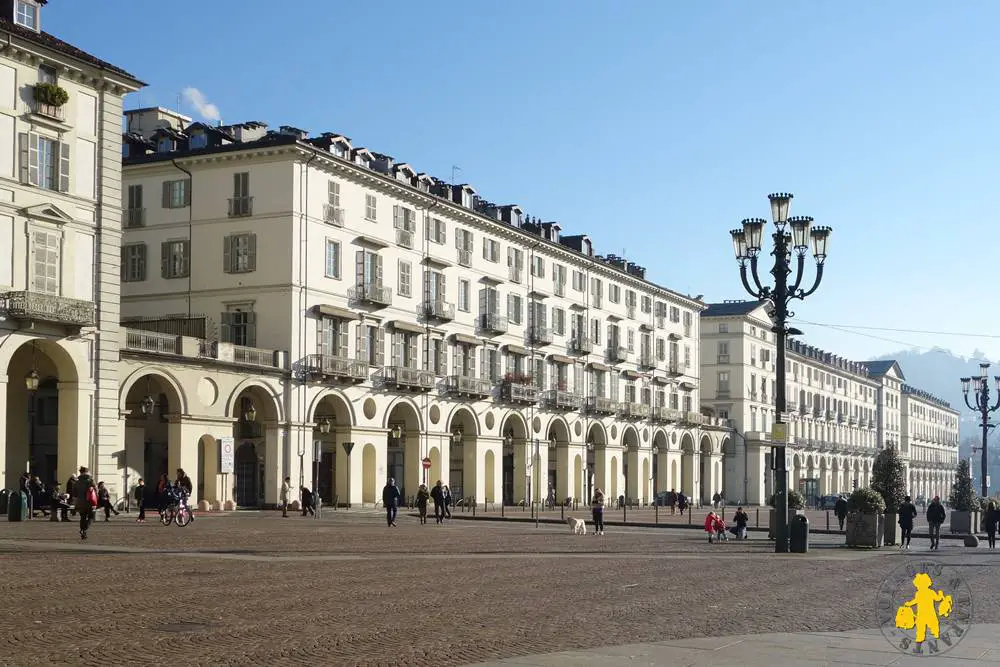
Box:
[315,416,331,514]
[730,192,832,554]
[960,363,1000,498]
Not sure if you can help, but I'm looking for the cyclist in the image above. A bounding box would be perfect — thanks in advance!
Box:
[176,469,195,522]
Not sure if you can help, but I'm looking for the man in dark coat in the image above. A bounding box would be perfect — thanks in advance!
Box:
[926,496,946,550]
[382,478,400,527]
[834,496,849,531]
[430,481,446,524]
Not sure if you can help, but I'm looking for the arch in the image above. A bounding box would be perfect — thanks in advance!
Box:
[680,432,695,453]
[652,429,669,452]
[485,450,496,504]
[586,422,607,446]
[3,336,84,382]
[699,434,713,455]
[721,436,735,457]
[361,443,377,504]
[445,405,480,436]
[499,411,528,439]
[383,396,424,431]
[119,366,189,415]
[308,388,356,425]
[546,416,571,444]
[225,379,284,423]
[621,425,640,450]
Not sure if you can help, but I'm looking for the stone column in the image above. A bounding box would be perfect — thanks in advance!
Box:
[513,438,529,504]
[284,424,306,509]
[0,379,9,489]
[166,419,201,505]
[553,442,572,503]
[57,381,94,488]
[624,447,640,504]
[683,450,700,505]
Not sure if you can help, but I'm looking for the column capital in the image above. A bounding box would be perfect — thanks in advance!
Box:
[57,381,96,392]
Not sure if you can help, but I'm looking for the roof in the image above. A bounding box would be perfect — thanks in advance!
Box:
[701,300,768,318]
[0,18,143,84]
[862,359,905,380]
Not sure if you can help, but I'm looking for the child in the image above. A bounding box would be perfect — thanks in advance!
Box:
[416,484,430,524]
[97,481,119,521]
[713,514,729,542]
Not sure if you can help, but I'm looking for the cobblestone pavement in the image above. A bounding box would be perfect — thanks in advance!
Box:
[1,511,997,667]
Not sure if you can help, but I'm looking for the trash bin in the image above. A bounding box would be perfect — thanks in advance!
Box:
[790,514,810,553]
[7,491,28,522]
[0,489,9,515]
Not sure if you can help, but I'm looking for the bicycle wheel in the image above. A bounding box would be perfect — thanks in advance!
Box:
[175,508,191,527]
[160,508,174,526]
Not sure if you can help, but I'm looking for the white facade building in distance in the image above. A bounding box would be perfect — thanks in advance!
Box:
[116,109,729,510]
[0,1,143,489]
[900,383,959,501]
[700,300,958,506]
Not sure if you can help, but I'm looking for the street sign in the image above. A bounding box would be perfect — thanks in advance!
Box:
[313,439,322,463]
[771,422,788,444]
[342,442,355,456]
[220,437,235,474]
[421,457,432,470]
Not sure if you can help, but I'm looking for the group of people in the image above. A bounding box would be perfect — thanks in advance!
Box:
[409,480,454,526]
[702,507,750,542]
[279,477,317,517]
[660,489,690,515]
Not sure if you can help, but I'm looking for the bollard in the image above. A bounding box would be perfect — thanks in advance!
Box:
[756,507,760,527]
[623,502,627,524]
[655,503,659,524]
[560,504,565,521]
[826,510,830,531]
[501,502,505,517]
[688,508,692,525]
[472,500,476,517]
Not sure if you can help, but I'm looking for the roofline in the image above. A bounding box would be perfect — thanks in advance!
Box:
[124,138,706,310]
[3,26,146,88]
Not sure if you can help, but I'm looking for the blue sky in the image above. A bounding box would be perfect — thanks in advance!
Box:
[45,1,1000,363]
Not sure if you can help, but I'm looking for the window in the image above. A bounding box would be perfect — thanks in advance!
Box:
[609,284,621,304]
[393,205,416,231]
[718,371,730,394]
[365,194,377,221]
[391,331,419,369]
[357,323,384,366]
[222,308,256,347]
[479,286,499,315]
[453,342,476,377]
[456,228,474,265]
[430,338,447,376]
[355,250,383,287]
[223,233,256,273]
[157,138,173,153]
[229,172,251,217]
[125,184,144,227]
[552,264,566,296]
[398,260,411,297]
[458,279,470,312]
[324,240,341,279]
[188,133,208,150]
[590,318,602,346]
[719,323,729,333]
[655,338,665,361]
[38,64,56,85]
[482,347,501,382]
[160,240,190,279]
[482,237,499,262]
[19,134,67,192]
[317,317,349,358]
[15,1,38,30]
[507,294,522,325]
[684,345,691,369]
[31,230,59,294]
[531,255,545,278]
[507,247,523,282]
[121,243,146,282]
[426,217,446,244]
[552,307,565,336]
[572,270,585,292]
[162,179,190,208]
[590,277,603,308]
[641,295,651,314]
[717,341,729,363]
[670,306,680,323]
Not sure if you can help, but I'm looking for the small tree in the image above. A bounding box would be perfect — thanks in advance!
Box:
[949,459,976,512]
[871,446,907,511]
[847,487,886,514]
[767,489,805,510]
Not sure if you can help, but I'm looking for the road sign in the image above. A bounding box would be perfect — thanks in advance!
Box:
[342,442,355,456]
[220,437,235,474]
[421,457,432,470]
[313,439,322,463]
[771,422,788,444]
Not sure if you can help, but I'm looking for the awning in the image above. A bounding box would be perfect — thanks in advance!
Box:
[390,320,425,334]
[679,381,696,391]
[504,344,529,356]
[548,354,574,365]
[311,304,359,320]
[651,376,673,385]
[668,333,682,341]
[588,362,610,372]
[422,255,452,268]
[353,234,389,249]
[621,370,640,380]
[606,314,622,321]
[638,323,653,331]
[452,333,480,346]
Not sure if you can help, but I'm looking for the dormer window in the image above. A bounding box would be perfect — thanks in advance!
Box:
[461,189,474,209]
[330,142,345,158]
[157,138,173,153]
[15,1,39,31]
[38,64,57,85]
[188,133,207,150]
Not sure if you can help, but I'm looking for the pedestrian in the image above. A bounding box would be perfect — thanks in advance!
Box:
[96,482,119,521]
[442,484,453,518]
[926,495,946,550]
[382,478,400,527]
[28,475,47,517]
[834,495,848,531]
[677,491,688,516]
[156,473,170,514]
[75,466,97,540]
[176,469,194,522]
[133,478,146,523]
[704,511,718,543]
[733,506,750,540]
[667,488,677,515]
[416,484,430,524]
[712,492,721,509]
[430,480,445,524]
[713,513,729,541]
[985,501,999,549]
[897,495,917,550]
[300,486,315,516]
[591,487,606,535]
[50,484,71,521]
[280,477,291,517]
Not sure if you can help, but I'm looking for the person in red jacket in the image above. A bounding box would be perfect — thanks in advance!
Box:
[704,511,718,543]
[713,514,729,542]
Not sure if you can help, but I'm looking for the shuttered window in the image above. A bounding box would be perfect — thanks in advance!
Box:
[160,240,190,279]
[223,233,257,273]
[121,243,147,282]
[19,132,69,192]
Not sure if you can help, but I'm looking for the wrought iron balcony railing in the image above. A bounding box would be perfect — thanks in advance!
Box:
[348,283,392,307]
[1,291,95,327]
[446,375,492,398]
[306,354,368,382]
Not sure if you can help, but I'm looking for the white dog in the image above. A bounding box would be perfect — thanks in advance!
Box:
[566,516,587,535]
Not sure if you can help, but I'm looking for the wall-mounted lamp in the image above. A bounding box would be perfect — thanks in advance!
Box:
[244,402,257,423]
[317,417,332,434]
[25,369,39,393]
[451,428,463,445]
[391,424,403,440]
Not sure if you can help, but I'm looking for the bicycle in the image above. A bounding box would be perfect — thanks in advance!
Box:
[159,501,192,527]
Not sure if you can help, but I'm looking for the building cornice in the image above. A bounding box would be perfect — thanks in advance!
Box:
[1,38,143,93]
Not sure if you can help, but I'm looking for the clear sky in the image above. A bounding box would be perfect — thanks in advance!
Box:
[44,0,1000,364]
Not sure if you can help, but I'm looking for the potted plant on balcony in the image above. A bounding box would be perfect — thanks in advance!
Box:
[766,489,805,540]
[949,459,979,534]
[871,446,906,546]
[33,82,69,108]
[502,372,532,385]
[845,487,886,548]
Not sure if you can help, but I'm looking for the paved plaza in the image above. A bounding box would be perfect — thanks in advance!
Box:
[1,509,997,666]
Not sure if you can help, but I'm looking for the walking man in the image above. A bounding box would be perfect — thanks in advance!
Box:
[431,480,445,524]
[834,495,848,531]
[280,477,291,517]
[382,478,400,527]
[926,496,946,550]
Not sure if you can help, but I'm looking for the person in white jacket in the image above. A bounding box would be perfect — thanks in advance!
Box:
[280,477,291,517]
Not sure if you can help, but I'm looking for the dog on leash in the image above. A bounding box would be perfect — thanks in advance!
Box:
[566,516,587,535]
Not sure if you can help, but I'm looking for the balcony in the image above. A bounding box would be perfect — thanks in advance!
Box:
[323,205,344,226]
[584,396,618,416]
[228,196,253,217]
[199,341,286,370]
[716,389,730,399]
[32,100,66,121]
[824,409,834,420]
[395,228,414,249]
[124,329,179,355]
[420,300,455,321]
[446,375,493,399]
[749,391,759,402]
[382,366,434,392]
[1,291,95,327]
[680,411,705,426]
[541,389,582,411]
[500,381,538,405]
[348,283,392,308]
[717,354,730,364]
[638,352,655,369]
[123,207,145,228]
[868,418,876,428]
[305,354,368,383]
[528,325,553,346]
[619,402,650,419]
[477,313,508,335]
[667,360,683,376]
[812,406,822,419]
[836,412,846,423]
[653,407,682,423]
[849,415,858,426]
[606,345,627,363]
[568,336,593,354]
[508,266,522,283]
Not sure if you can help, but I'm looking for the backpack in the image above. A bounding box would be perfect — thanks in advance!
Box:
[76,475,92,506]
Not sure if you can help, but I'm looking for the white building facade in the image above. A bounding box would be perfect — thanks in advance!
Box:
[116,109,728,509]
[700,301,958,506]
[0,2,142,490]
[901,384,959,500]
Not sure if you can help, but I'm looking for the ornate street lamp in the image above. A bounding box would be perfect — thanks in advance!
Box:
[391,424,403,441]
[318,417,332,434]
[730,192,832,554]
[24,369,39,393]
[451,428,463,445]
[244,402,257,423]
[960,362,1000,497]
